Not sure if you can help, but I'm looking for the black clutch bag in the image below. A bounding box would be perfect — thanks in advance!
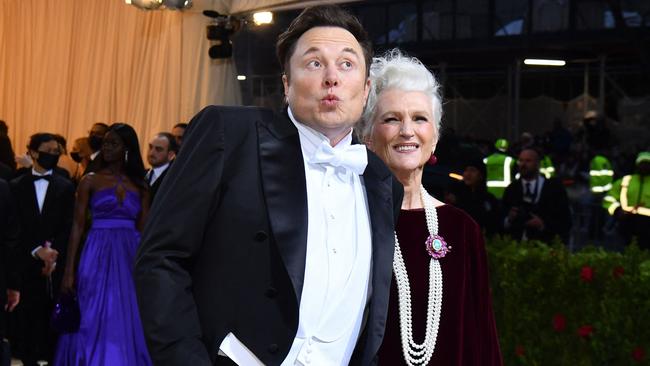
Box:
[50,293,80,333]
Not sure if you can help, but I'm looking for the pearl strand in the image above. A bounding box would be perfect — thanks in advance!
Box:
[392,185,443,366]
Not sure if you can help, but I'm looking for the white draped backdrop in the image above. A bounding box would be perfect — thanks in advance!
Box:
[0,0,247,157]
[0,0,353,157]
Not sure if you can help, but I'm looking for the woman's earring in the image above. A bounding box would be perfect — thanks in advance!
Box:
[427,153,437,166]
[125,150,129,163]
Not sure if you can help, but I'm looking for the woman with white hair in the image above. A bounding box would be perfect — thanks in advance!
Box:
[361,50,502,365]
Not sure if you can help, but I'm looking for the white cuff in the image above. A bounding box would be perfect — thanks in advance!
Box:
[31,245,42,260]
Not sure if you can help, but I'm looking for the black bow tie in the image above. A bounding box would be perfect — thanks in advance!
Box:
[31,174,52,182]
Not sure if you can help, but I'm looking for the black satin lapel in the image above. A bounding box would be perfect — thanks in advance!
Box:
[258,114,308,303]
[362,152,396,360]
[21,177,40,218]
[41,179,58,219]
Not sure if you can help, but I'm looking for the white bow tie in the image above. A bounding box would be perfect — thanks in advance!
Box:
[311,140,368,175]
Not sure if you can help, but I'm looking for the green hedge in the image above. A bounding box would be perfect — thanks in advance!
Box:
[487,237,650,365]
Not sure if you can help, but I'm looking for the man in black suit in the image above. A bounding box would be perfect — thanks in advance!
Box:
[9,133,74,366]
[502,148,572,243]
[145,132,177,204]
[0,178,19,366]
[83,122,109,175]
[135,5,402,366]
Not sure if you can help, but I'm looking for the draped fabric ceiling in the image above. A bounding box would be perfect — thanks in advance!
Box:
[0,0,351,160]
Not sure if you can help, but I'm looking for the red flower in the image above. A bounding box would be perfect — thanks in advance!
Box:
[632,346,646,362]
[515,345,525,357]
[580,266,594,282]
[577,325,594,338]
[613,266,625,279]
[552,313,567,332]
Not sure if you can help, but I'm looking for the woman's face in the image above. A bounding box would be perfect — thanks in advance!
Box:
[101,131,126,163]
[368,89,438,176]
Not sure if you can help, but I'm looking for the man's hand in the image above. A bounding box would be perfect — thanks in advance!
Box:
[42,260,57,276]
[5,289,20,312]
[507,207,520,222]
[36,246,58,263]
[525,214,545,230]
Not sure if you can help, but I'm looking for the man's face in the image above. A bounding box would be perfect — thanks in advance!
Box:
[147,136,174,167]
[29,140,61,171]
[518,149,540,179]
[172,126,185,147]
[282,26,370,143]
[88,124,109,152]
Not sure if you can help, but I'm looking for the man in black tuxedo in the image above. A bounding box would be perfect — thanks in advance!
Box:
[145,132,177,204]
[83,122,109,175]
[9,133,74,366]
[502,148,571,243]
[135,5,402,366]
[0,178,19,366]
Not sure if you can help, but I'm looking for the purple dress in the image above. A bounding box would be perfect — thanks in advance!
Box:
[54,186,152,365]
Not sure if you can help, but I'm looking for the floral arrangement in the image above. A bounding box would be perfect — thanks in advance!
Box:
[487,236,650,365]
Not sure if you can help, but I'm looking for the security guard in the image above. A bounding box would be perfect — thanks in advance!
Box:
[603,151,650,248]
[484,138,514,199]
[540,155,556,179]
[589,154,614,194]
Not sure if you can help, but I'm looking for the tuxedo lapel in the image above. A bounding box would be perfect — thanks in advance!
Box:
[19,176,41,218]
[258,111,308,303]
[41,177,59,220]
[362,152,395,350]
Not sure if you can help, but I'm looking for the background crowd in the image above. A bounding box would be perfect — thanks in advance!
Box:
[0,120,183,365]
[0,106,647,365]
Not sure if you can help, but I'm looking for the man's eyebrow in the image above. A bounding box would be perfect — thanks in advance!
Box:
[341,47,360,58]
[301,47,361,58]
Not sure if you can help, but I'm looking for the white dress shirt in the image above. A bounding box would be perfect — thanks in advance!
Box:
[30,168,53,258]
[147,162,170,185]
[32,168,53,213]
[218,109,373,366]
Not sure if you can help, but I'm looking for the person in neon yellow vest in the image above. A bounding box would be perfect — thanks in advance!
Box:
[483,138,514,199]
[589,154,614,195]
[603,151,650,248]
[539,155,555,179]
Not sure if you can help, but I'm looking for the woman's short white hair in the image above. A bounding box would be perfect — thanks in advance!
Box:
[360,49,442,139]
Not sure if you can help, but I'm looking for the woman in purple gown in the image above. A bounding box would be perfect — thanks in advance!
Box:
[55,123,152,365]
[360,50,503,365]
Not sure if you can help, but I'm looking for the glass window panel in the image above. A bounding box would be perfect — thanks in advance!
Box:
[387,2,418,44]
[457,0,489,38]
[576,0,608,30]
[494,0,529,36]
[422,0,454,40]
[532,0,569,32]
[357,6,388,45]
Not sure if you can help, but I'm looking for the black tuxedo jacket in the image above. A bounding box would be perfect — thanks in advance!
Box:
[146,162,171,205]
[83,155,101,176]
[502,176,572,243]
[9,173,74,301]
[135,106,403,366]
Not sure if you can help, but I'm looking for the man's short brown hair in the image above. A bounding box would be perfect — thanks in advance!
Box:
[276,5,372,79]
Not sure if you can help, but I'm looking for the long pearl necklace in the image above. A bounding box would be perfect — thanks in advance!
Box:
[393,185,448,366]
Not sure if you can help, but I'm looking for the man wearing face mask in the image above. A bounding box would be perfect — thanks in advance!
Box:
[83,122,109,176]
[9,133,74,366]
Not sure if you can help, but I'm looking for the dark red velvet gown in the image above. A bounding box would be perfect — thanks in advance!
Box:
[378,205,503,365]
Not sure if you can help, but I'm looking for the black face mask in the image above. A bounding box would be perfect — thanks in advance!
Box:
[70,152,82,163]
[37,152,60,171]
[89,135,103,151]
